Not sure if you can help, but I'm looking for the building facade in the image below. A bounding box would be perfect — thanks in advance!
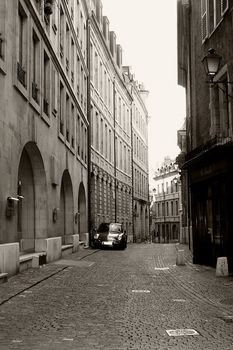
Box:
[0,0,150,275]
[130,76,150,242]
[150,159,180,243]
[177,0,233,270]
[0,0,89,274]
[88,0,149,243]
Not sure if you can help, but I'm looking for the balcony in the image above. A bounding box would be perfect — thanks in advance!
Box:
[186,136,233,162]
[17,62,26,87]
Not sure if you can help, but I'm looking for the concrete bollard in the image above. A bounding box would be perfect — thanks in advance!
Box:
[176,249,185,266]
[216,257,229,277]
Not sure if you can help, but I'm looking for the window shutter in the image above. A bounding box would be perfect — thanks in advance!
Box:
[201,0,208,41]
[221,0,228,15]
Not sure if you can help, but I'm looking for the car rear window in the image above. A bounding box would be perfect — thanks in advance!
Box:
[109,223,122,232]
[97,223,109,232]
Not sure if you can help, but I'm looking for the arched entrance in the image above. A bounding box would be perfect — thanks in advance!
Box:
[17,142,47,252]
[78,182,87,240]
[60,170,74,243]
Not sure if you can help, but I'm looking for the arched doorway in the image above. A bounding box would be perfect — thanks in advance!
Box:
[17,142,47,253]
[78,182,87,240]
[60,170,74,244]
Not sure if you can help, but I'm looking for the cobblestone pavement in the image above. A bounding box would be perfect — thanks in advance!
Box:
[0,243,233,349]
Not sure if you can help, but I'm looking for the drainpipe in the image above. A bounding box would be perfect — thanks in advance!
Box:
[86,17,92,245]
[130,100,135,242]
[113,78,117,222]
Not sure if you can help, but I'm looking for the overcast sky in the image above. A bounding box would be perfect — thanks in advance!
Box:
[101,0,186,182]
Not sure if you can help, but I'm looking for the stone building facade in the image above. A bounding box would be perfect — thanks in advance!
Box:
[88,0,149,242]
[177,0,233,270]
[0,0,150,275]
[150,159,180,243]
[0,0,89,274]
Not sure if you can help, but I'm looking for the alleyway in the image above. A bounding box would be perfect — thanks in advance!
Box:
[0,244,233,349]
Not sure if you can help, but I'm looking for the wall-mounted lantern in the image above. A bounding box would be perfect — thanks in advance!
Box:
[6,196,23,218]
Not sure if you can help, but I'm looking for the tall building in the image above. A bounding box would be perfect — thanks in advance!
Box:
[0,0,89,275]
[0,0,150,276]
[88,0,149,243]
[130,76,150,242]
[177,0,233,270]
[150,158,180,243]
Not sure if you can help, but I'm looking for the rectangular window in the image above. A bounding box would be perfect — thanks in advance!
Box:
[105,124,108,158]
[96,112,99,151]
[60,7,64,59]
[32,30,39,103]
[81,121,84,159]
[77,115,80,155]
[43,51,50,116]
[17,4,27,87]
[100,118,103,154]
[59,82,64,135]
[71,103,75,148]
[109,129,112,162]
[66,94,70,142]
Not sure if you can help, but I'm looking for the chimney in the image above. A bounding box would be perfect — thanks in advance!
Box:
[96,0,103,26]
[116,45,122,69]
[103,16,109,44]
[110,31,116,59]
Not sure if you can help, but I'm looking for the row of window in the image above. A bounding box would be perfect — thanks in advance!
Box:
[201,0,228,41]
[134,169,148,198]
[156,180,178,195]
[133,133,148,166]
[115,94,131,135]
[90,43,114,112]
[59,81,87,163]
[17,1,87,116]
[132,103,147,138]
[154,200,179,218]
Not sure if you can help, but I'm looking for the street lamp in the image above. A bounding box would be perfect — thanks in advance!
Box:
[202,48,222,81]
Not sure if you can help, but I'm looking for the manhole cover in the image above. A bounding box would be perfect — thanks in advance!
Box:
[166,329,199,337]
[53,260,95,267]
[220,298,233,305]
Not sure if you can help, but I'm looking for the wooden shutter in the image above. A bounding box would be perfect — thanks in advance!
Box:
[201,0,208,41]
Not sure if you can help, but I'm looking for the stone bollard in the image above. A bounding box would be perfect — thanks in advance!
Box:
[216,257,229,277]
[176,249,185,266]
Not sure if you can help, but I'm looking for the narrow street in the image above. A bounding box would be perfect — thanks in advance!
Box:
[0,244,233,350]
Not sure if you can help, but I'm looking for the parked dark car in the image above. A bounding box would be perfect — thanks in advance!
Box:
[92,222,127,249]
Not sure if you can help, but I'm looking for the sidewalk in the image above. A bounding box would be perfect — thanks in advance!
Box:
[0,245,99,306]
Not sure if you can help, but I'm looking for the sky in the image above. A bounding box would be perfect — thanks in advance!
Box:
[101,0,186,183]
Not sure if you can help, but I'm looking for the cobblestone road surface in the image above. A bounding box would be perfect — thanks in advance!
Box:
[0,243,233,349]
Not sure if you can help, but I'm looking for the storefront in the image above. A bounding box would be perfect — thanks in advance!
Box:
[186,142,233,271]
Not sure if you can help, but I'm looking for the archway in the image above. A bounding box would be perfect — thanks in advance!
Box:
[17,142,47,252]
[78,182,87,240]
[60,170,74,243]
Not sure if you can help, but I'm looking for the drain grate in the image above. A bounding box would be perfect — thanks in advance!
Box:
[166,329,199,337]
